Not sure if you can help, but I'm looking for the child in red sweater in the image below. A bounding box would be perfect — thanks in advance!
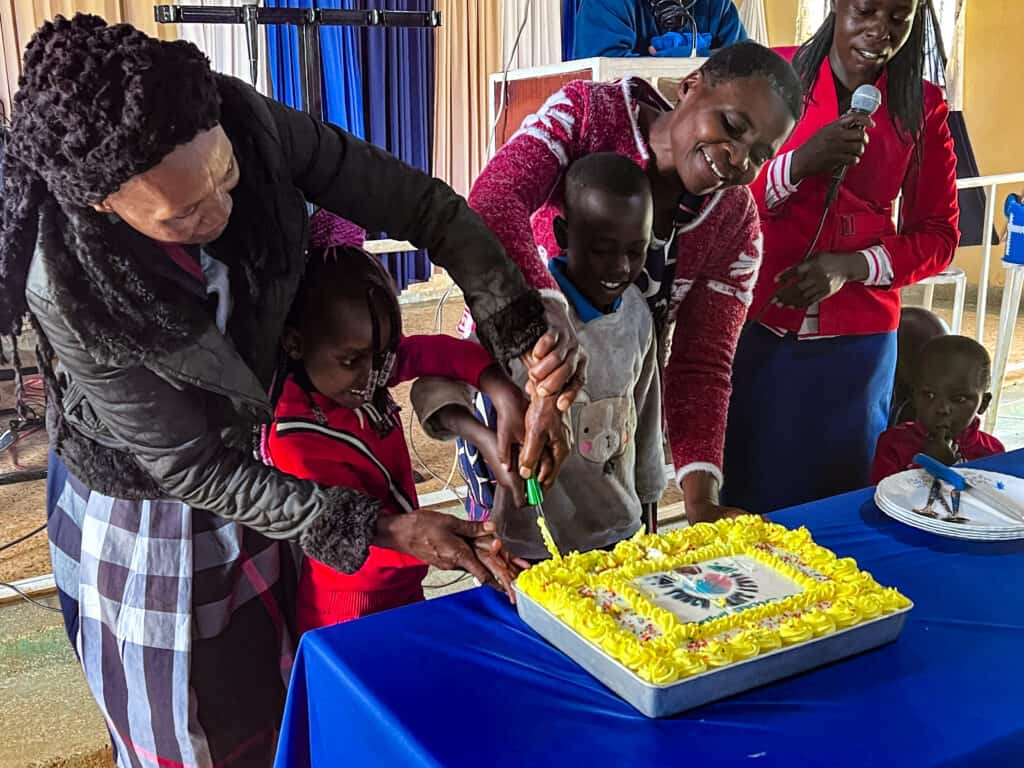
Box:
[268,214,527,632]
[872,335,1004,484]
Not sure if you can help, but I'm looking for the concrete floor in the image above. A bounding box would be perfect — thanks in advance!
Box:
[990,381,1024,446]
[0,598,111,768]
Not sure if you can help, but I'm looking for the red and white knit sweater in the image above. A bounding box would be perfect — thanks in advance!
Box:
[469,78,762,486]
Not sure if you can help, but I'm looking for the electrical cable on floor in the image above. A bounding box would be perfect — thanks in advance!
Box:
[0,523,46,554]
[0,580,63,613]
[407,403,463,502]
[488,0,533,157]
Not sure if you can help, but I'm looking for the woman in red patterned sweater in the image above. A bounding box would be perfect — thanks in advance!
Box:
[467,43,801,523]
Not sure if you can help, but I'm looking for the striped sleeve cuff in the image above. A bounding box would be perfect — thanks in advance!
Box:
[675,462,724,490]
[861,245,895,287]
[538,288,570,309]
[764,151,800,210]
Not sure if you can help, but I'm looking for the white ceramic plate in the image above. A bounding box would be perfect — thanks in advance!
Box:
[877,497,1024,541]
[875,469,1024,541]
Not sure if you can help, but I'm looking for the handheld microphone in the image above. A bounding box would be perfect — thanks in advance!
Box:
[825,84,882,205]
[742,85,883,333]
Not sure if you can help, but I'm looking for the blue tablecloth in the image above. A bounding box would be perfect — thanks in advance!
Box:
[276,452,1024,767]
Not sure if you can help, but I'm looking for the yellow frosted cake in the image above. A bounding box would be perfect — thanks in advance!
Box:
[515,516,911,686]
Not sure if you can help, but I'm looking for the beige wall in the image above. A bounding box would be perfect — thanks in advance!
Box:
[761,1,1021,288]
[957,0,1023,287]
[766,0,801,47]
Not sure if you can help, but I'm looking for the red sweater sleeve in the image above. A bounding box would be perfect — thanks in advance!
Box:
[664,189,762,483]
[870,428,910,485]
[272,432,373,493]
[390,334,494,386]
[468,82,590,292]
[879,91,960,290]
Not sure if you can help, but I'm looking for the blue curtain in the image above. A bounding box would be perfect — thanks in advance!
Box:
[264,0,365,137]
[562,0,582,61]
[264,0,438,289]
[360,0,435,289]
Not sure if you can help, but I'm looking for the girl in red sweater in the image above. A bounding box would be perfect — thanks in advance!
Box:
[268,213,527,632]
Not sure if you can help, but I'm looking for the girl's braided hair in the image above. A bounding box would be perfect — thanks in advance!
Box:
[283,212,404,437]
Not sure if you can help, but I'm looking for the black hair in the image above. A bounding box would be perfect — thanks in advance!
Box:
[792,1,931,160]
[700,42,804,124]
[563,153,652,218]
[288,245,401,337]
[916,335,993,392]
[285,245,403,434]
[0,14,223,359]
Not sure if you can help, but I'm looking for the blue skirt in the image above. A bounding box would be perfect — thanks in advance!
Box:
[723,325,897,514]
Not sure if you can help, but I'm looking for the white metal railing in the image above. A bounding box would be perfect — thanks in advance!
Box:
[954,172,1024,341]
[948,172,1024,432]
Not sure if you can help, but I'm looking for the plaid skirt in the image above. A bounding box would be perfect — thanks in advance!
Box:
[46,451,297,768]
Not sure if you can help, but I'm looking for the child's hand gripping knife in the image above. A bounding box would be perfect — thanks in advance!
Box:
[476,364,532,502]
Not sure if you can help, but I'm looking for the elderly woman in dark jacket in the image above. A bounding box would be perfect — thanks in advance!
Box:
[0,15,579,766]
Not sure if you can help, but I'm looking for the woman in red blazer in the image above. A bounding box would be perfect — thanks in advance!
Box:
[724,0,960,513]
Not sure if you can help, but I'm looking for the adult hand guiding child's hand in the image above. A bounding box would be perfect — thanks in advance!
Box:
[517,297,584,482]
[518,385,572,485]
[523,296,587,408]
[374,510,521,599]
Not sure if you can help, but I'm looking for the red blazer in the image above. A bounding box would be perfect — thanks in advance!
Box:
[751,47,960,336]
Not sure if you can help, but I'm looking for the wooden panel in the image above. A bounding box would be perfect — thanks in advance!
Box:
[491,68,592,150]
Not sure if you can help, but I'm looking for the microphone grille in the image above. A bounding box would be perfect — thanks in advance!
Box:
[851,84,882,116]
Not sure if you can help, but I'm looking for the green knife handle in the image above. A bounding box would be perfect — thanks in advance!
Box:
[525,476,544,506]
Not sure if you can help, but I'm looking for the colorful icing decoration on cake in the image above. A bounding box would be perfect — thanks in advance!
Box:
[515,516,912,686]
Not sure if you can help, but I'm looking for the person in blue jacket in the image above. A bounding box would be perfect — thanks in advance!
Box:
[574,0,748,58]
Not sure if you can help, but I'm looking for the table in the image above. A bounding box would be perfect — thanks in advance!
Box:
[275,452,1024,768]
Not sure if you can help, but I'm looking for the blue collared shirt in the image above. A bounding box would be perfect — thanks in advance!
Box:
[548,256,621,323]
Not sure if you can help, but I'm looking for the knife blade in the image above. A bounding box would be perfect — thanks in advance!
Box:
[526,476,561,560]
